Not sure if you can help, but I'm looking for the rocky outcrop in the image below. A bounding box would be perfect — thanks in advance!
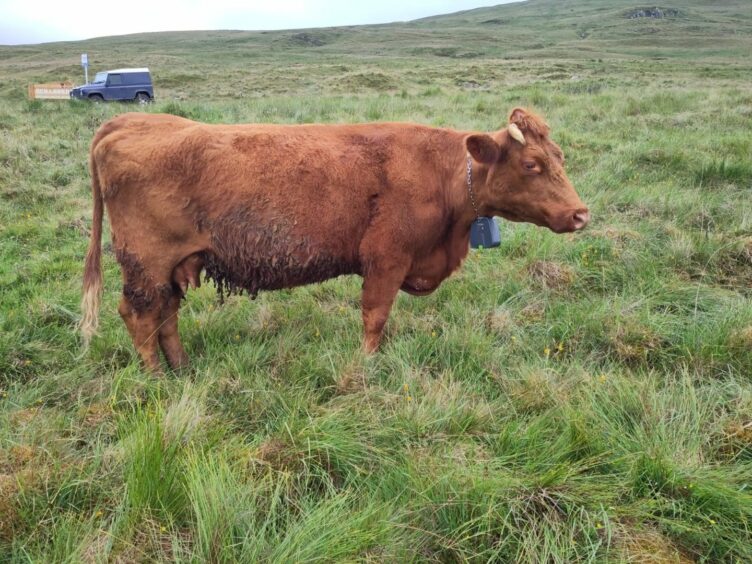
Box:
[626,7,680,19]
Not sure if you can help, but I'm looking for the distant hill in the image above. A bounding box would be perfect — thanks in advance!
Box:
[1,0,750,99]
[414,0,752,57]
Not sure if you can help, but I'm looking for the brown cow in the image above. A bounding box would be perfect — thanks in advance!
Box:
[80,108,588,372]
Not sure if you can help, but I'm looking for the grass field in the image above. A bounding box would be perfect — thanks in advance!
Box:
[1,0,752,561]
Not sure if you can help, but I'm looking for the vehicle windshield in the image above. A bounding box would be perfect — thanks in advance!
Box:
[92,72,107,84]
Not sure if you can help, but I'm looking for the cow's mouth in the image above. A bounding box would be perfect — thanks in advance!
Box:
[497,209,588,233]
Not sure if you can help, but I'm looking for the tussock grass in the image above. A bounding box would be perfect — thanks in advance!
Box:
[2,0,752,560]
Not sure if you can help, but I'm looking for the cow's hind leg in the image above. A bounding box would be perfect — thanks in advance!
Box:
[158,291,189,371]
[115,247,176,373]
[158,253,204,371]
[118,292,165,373]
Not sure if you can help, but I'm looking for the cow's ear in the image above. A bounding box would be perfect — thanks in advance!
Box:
[508,107,549,137]
[466,134,500,164]
[509,107,528,125]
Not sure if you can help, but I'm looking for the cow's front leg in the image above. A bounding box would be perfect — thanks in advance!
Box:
[360,259,411,353]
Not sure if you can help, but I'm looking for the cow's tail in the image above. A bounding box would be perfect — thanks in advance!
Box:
[80,148,104,348]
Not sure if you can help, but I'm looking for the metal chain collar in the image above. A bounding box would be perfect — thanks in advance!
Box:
[466,154,480,219]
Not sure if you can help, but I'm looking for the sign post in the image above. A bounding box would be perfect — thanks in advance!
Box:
[81,53,89,84]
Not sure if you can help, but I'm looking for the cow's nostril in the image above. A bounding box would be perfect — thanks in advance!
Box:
[572,210,590,229]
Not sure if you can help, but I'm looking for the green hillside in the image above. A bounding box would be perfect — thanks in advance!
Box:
[1,0,751,99]
[2,1,752,561]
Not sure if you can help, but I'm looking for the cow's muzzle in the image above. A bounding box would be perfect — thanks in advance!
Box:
[572,209,590,230]
[551,208,590,233]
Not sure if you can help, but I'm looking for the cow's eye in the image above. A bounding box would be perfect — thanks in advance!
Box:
[523,161,539,173]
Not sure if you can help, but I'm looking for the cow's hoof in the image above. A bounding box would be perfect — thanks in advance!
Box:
[363,338,381,355]
[165,351,190,372]
[170,359,191,374]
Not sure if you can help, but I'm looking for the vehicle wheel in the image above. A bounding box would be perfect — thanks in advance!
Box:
[89,94,104,103]
[135,92,151,104]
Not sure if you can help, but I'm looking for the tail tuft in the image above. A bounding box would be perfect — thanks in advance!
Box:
[80,140,104,348]
[79,273,102,347]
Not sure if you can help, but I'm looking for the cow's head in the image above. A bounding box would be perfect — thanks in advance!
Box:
[465,108,589,233]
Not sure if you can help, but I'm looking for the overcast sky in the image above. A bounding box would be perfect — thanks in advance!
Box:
[0,0,517,45]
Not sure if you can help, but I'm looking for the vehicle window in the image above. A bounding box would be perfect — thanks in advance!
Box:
[107,74,122,86]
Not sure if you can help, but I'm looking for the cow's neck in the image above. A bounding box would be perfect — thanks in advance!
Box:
[443,143,493,233]
[402,133,497,287]
[427,139,491,275]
